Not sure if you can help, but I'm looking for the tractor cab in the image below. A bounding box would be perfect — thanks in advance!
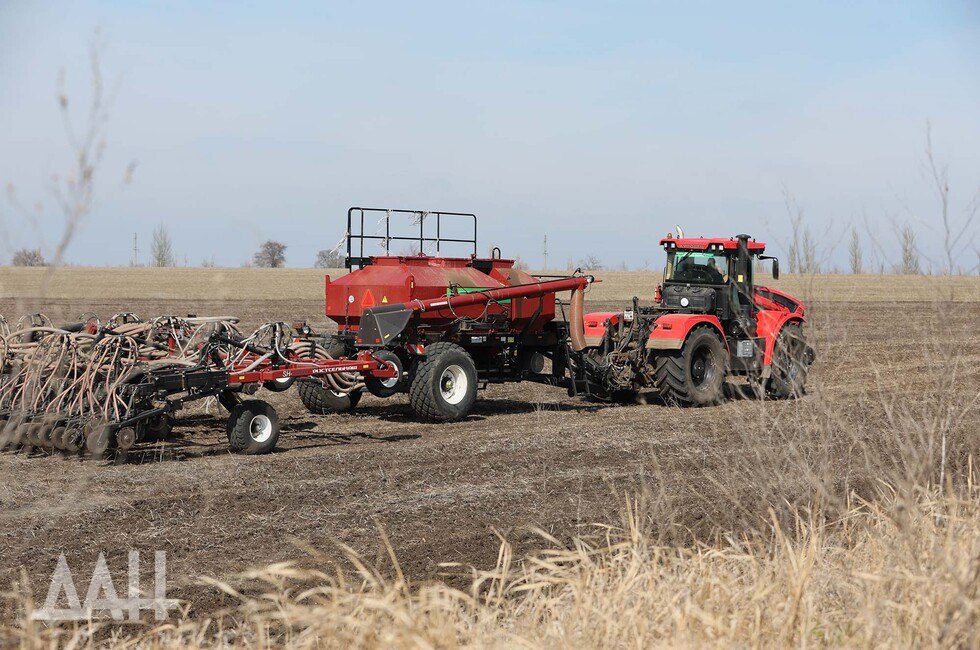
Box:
[659,234,777,327]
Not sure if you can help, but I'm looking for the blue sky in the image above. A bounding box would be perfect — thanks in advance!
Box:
[1,1,978,269]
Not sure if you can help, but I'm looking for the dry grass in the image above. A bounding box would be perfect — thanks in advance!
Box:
[0,267,341,301]
[5,485,978,648]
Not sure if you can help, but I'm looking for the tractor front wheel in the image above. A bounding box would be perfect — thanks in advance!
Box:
[409,342,478,422]
[767,323,810,399]
[654,327,727,406]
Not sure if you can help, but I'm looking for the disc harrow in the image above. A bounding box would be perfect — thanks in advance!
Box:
[0,313,397,459]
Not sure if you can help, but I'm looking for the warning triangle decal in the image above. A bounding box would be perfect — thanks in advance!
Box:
[362,289,376,308]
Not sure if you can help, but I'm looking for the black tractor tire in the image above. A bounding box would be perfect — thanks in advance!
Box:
[365,350,404,398]
[409,342,478,422]
[654,327,728,406]
[227,399,280,455]
[767,323,809,399]
[297,380,362,414]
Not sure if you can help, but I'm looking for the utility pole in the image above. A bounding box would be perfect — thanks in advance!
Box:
[131,233,139,267]
[543,234,548,271]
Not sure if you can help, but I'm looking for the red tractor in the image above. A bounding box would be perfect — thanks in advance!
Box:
[297,210,814,421]
[577,232,815,405]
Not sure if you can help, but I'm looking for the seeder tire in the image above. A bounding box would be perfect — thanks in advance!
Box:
[654,327,727,407]
[365,350,404,398]
[297,380,362,414]
[227,400,280,455]
[50,426,67,450]
[86,424,114,458]
[64,426,85,454]
[767,323,809,399]
[408,342,478,422]
[37,423,53,448]
[26,423,42,446]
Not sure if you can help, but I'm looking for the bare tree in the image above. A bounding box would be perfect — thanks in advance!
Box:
[315,249,344,268]
[848,227,863,274]
[150,224,174,267]
[783,189,803,274]
[924,124,978,275]
[47,35,136,267]
[579,255,604,271]
[899,224,921,274]
[800,229,820,274]
[3,33,134,286]
[253,240,287,268]
[861,211,891,274]
[11,248,46,267]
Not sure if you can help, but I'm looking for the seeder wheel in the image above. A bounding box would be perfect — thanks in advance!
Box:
[226,399,280,455]
[85,422,114,458]
[50,426,67,450]
[297,381,362,414]
[63,426,84,454]
[365,350,404,398]
[408,342,478,422]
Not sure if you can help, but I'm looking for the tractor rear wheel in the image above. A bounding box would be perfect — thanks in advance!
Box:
[409,342,478,422]
[654,327,727,406]
[227,399,280,455]
[297,381,362,414]
[768,323,809,399]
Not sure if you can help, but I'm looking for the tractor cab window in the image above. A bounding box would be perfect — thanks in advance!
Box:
[665,251,728,285]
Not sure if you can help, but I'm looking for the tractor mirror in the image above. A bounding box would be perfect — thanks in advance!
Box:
[771,258,780,280]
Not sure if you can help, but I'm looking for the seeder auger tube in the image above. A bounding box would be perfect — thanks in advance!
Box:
[0,314,398,459]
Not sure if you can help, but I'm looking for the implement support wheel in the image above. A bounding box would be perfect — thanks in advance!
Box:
[227,399,280,455]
